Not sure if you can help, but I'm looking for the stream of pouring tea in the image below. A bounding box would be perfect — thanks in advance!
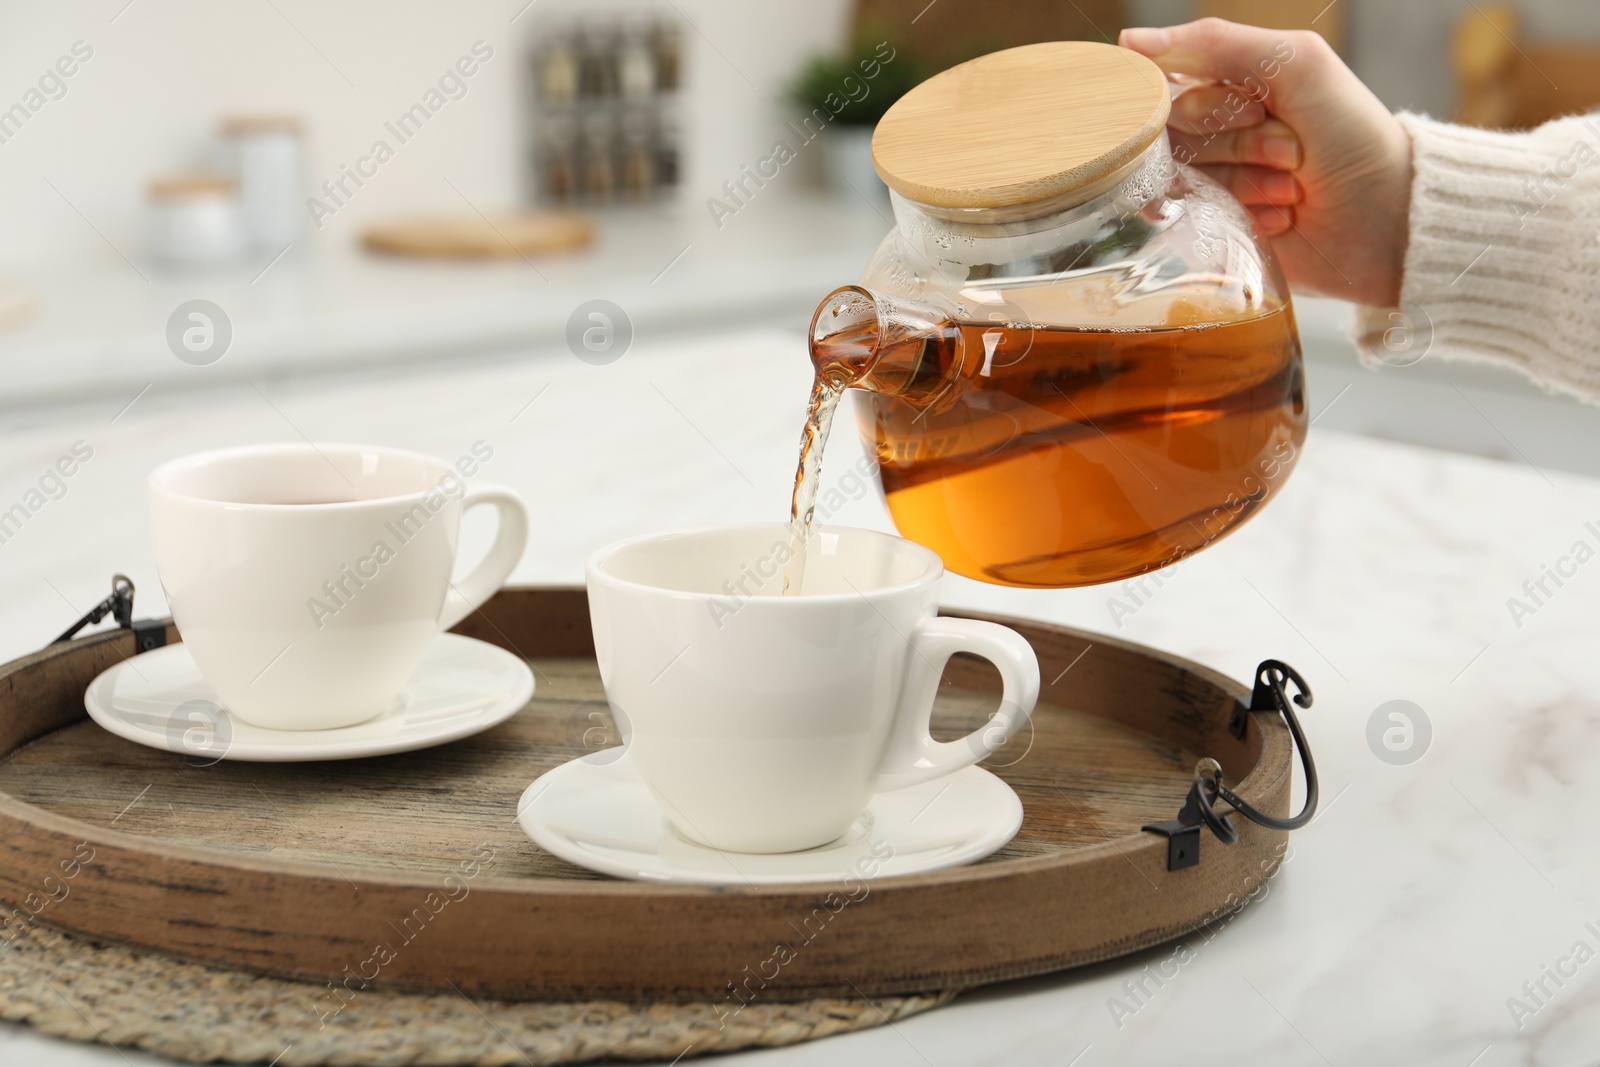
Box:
[783,379,843,595]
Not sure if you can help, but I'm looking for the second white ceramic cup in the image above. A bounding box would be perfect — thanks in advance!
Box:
[149,443,528,730]
[587,523,1041,853]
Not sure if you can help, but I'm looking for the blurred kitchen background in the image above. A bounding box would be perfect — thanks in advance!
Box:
[2,0,1600,470]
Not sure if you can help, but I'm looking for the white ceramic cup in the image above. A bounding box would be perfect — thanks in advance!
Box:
[586,523,1041,853]
[149,443,528,730]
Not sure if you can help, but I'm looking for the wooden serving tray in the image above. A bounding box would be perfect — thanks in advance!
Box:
[0,587,1293,1002]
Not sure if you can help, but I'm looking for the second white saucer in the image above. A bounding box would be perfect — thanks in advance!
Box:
[517,753,1023,885]
[85,633,534,762]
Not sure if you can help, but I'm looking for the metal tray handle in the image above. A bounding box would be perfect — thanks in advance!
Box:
[1142,659,1318,871]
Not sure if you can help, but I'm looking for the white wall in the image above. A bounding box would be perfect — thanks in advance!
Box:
[10,0,1600,270]
[0,0,852,268]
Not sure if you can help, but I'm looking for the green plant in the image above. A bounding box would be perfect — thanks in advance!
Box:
[789,34,926,127]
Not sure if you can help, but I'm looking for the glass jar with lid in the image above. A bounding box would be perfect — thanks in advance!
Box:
[808,41,1306,588]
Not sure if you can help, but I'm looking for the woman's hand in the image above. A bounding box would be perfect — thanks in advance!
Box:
[1120,18,1412,306]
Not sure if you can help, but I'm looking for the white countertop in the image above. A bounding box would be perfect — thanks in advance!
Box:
[0,190,1382,429]
[18,181,1590,492]
[0,196,894,415]
[2,326,1597,1066]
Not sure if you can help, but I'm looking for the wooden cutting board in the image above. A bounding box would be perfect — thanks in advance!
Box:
[362,212,593,260]
[0,290,36,333]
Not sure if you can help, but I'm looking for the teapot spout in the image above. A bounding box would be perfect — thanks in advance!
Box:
[808,286,968,409]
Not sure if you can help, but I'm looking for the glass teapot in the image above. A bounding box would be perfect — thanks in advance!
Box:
[808,41,1306,588]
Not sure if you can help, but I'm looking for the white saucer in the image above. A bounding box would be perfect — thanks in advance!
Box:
[84,633,534,762]
[517,754,1023,885]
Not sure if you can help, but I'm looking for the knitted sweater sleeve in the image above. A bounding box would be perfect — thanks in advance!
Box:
[1355,111,1600,403]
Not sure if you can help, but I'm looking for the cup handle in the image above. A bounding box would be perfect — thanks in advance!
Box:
[873,616,1041,793]
[438,484,529,631]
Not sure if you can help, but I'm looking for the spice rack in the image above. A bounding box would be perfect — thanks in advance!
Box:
[527,11,683,205]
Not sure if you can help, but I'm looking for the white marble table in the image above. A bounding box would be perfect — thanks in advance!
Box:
[1,327,1596,1067]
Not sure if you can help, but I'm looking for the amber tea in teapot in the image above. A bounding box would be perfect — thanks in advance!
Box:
[787,41,1308,590]
[806,291,1303,587]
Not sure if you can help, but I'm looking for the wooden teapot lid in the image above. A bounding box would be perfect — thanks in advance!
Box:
[871,41,1171,210]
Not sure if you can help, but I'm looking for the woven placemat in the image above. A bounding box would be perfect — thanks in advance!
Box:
[0,921,957,1065]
